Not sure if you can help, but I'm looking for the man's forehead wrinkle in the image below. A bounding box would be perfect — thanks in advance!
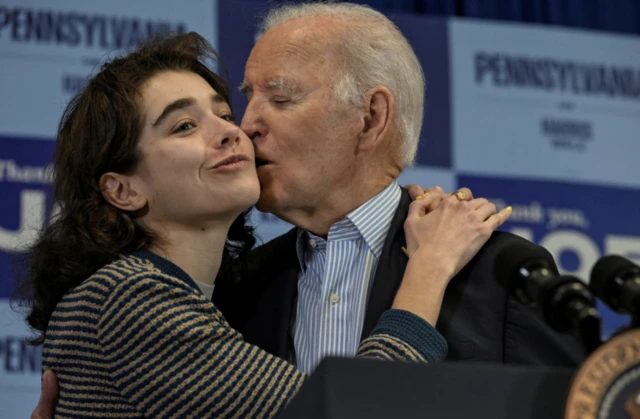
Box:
[276,20,329,59]
[247,21,341,92]
[281,39,315,62]
[258,41,311,64]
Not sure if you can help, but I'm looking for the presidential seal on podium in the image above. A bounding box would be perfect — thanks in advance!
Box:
[565,329,640,419]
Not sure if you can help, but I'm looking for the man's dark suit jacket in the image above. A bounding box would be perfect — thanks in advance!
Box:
[214,189,586,366]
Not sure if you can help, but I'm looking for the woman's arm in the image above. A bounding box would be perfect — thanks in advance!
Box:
[97,272,445,419]
[392,192,512,327]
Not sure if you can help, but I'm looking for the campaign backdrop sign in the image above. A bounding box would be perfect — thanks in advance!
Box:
[450,19,640,339]
[0,0,217,139]
[450,19,640,189]
[458,174,640,338]
[0,136,55,418]
[0,1,218,417]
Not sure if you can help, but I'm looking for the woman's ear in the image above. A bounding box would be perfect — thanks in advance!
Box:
[99,173,147,212]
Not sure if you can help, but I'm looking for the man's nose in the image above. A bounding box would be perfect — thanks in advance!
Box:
[240,100,263,141]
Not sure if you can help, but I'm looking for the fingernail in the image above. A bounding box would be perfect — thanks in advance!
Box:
[506,206,512,212]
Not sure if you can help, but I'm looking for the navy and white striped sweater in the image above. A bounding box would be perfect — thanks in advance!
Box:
[43,249,447,418]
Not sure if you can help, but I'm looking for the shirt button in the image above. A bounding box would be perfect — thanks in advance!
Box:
[330,293,340,304]
[309,239,317,248]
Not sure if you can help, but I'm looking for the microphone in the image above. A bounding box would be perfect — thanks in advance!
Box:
[495,243,602,353]
[590,255,640,323]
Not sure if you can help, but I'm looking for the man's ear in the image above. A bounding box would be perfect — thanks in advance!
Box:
[99,172,147,212]
[358,86,394,151]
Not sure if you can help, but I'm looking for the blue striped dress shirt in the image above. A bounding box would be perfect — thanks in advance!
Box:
[293,181,402,373]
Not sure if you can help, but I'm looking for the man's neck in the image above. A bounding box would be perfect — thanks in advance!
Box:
[285,174,397,238]
[147,220,230,286]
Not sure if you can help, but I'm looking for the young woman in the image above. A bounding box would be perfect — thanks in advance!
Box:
[20,32,510,418]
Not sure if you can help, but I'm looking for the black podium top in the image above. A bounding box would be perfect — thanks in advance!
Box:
[279,358,576,419]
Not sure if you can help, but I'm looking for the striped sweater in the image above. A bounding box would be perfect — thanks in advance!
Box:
[43,249,447,418]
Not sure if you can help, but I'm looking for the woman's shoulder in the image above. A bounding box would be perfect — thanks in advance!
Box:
[62,253,209,314]
[98,254,159,278]
[47,256,153,328]
[67,254,162,297]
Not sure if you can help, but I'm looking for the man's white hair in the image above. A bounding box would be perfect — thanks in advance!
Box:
[260,2,425,166]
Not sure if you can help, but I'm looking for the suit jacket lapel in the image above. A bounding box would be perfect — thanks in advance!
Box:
[243,229,300,360]
[245,266,299,359]
[360,189,411,341]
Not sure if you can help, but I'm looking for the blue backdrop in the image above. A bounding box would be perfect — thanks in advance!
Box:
[245,0,640,35]
[1,1,639,417]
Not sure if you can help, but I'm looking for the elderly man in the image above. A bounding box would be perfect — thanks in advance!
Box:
[214,2,584,372]
[32,3,584,417]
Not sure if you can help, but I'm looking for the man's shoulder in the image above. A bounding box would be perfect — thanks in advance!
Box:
[459,230,551,278]
[486,229,532,246]
[479,230,553,264]
[441,231,585,365]
[476,229,537,252]
[443,230,551,293]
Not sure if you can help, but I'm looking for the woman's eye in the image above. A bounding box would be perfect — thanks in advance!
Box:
[173,121,195,134]
[220,114,235,122]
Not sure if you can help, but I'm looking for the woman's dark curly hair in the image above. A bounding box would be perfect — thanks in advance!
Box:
[16,32,255,345]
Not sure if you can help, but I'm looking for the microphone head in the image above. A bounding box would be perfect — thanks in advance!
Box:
[495,241,556,286]
[590,255,639,299]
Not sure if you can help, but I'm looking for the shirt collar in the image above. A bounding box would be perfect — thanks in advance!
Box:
[347,180,401,258]
[295,181,402,270]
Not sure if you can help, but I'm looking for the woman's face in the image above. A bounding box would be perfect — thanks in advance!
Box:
[131,70,260,229]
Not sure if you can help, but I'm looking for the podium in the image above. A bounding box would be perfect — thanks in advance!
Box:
[278,358,576,419]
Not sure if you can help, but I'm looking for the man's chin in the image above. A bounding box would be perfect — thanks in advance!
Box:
[255,195,275,213]
[255,179,276,210]
[256,189,290,217]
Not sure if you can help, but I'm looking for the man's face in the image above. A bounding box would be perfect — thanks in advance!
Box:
[240,19,363,219]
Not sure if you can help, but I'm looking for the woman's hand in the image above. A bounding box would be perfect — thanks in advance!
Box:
[403,192,512,280]
[392,191,511,326]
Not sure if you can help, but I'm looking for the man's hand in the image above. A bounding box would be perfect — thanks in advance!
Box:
[31,370,59,419]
